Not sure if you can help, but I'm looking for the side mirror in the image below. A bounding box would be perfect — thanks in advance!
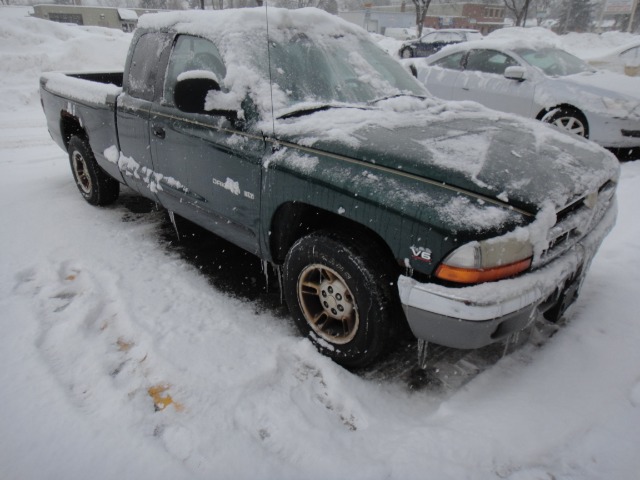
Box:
[174,73,221,114]
[504,66,527,81]
[173,72,240,125]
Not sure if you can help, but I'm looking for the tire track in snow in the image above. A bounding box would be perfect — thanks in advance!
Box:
[12,258,188,449]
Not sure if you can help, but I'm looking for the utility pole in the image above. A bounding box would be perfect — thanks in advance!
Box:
[629,0,639,32]
[562,0,573,34]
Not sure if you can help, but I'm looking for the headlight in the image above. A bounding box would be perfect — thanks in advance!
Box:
[435,237,533,284]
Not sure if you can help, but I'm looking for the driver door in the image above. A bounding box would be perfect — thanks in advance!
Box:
[453,49,535,117]
[149,35,266,254]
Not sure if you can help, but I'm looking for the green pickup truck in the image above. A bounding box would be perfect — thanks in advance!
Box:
[40,8,619,367]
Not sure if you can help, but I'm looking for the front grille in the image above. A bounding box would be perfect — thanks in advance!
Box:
[534,180,616,268]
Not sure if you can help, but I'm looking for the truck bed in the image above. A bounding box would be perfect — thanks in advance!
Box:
[39,71,125,183]
[65,71,124,87]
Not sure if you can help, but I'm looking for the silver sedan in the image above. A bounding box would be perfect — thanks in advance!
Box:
[410,42,640,152]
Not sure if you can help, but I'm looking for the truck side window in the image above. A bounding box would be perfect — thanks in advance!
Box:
[163,35,227,106]
[126,32,170,101]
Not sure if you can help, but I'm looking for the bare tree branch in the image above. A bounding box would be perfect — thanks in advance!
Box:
[411,0,433,37]
[503,0,533,26]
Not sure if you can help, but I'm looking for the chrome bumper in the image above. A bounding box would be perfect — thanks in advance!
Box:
[398,198,617,349]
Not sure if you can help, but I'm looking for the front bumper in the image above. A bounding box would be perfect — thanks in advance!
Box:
[398,198,617,349]
[589,111,640,149]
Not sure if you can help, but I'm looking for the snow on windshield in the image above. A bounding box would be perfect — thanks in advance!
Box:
[139,8,424,119]
[514,47,593,76]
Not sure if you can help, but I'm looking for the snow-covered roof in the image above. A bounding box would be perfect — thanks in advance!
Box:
[117,8,138,22]
[138,7,366,39]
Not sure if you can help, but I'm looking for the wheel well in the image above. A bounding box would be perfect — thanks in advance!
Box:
[269,202,400,274]
[536,104,589,137]
[60,111,87,150]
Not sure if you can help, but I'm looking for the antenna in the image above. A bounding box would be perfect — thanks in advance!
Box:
[265,1,276,139]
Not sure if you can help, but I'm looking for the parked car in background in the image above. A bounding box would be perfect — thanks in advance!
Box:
[384,27,419,40]
[410,41,640,154]
[399,29,482,58]
[586,40,640,77]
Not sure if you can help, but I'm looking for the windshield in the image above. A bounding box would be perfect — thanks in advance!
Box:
[514,47,594,76]
[266,32,425,111]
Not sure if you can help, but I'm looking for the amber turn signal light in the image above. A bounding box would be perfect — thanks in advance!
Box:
[435,257,532,284]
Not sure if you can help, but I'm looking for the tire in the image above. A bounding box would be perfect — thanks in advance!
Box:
[283,231,397,368]
[68,135,119,206]
[400,47,414,59]
[541,107,589,138]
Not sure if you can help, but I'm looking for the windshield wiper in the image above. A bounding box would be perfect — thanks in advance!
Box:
[368,93,428,105]
[277,104,369,120]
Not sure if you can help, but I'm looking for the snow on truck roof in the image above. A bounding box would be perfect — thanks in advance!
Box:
[138,7,366,40]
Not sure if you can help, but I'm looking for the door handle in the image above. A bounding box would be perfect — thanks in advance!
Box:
[152,125,165,139]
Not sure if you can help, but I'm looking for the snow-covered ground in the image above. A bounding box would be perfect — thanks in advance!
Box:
[2,6,640,479]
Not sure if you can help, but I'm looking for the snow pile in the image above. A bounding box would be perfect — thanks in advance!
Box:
[486,26,563,48]
[562,30,639,58]
[0,10,131,111]
[2,7,640,480]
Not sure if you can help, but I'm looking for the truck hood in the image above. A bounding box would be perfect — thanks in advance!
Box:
[272,98,619,214]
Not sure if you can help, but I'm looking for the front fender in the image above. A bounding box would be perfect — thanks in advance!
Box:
[261,144,526,276]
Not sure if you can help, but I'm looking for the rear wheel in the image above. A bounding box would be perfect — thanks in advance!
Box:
[400,48,414,59]
[283,231,397,368]
[541,107,589,138]
[68,136,119,206]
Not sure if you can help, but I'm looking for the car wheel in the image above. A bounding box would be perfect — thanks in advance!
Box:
[283,231,396,368]
[541,107,589,138]
[68,135,119,206]
[400,48,413,59]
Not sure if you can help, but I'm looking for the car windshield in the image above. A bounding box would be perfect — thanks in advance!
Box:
[514,47,594,76]
[266,32,425,111]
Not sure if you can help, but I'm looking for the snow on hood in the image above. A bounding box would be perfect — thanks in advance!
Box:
[273,96,619,214]
[562,71,640,115]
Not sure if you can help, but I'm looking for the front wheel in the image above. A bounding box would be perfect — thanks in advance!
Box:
[283,231,396,368]
[541,107,589,138]
[68,135,119,206]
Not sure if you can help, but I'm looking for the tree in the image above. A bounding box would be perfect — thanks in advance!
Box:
[503,0,533,26]
[269,0,337,13]
[140,0,168,9]
[558,0,595,33]
[411,0,433,38]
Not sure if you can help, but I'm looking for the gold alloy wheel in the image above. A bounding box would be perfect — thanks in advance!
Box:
[297,264,359,344]
[72,150,92,195]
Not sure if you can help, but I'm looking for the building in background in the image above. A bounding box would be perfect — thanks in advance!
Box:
[339,1,505,36]
[31,4,161,32]
[597,0,639,32]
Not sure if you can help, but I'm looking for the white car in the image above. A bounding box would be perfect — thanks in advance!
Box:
[586,40,640,76]
[411,41,640,153]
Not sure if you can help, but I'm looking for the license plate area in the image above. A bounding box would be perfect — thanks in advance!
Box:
[541,266,585,322]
